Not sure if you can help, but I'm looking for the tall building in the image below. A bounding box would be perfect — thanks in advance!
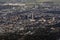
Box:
[19,0,37,3]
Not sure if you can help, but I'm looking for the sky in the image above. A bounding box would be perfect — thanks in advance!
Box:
[0,0,60,2]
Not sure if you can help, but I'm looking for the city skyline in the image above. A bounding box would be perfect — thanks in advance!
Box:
[0,0,60,2]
